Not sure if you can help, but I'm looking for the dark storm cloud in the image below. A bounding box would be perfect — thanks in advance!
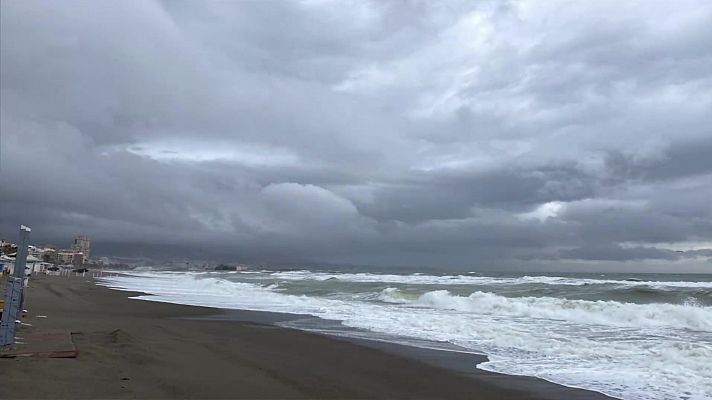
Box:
[354,161,598,223]
[558,245,681,262]
[2,0,711,272]
[604,137,712,183]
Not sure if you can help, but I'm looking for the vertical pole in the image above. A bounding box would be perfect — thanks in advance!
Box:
[1,225,31,348]
[12,226,30,279]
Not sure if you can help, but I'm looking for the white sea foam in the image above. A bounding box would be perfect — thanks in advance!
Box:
[378,288,712,331]
[269,270,712,289]
[98,272,712,400]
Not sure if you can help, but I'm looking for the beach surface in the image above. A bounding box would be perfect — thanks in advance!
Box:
[1,275,612,399]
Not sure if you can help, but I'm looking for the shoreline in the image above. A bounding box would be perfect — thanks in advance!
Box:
[180,308,617,400]
[2,274,613,399]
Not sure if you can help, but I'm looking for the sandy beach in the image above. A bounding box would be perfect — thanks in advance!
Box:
[1,275,612,399]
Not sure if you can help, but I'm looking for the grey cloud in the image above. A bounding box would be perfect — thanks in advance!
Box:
[2,0,712,272]
[558,245,681,262]
[557,245,712,262]
[558,199,694,244]
[604,137,712,184]
[354,161,597,223]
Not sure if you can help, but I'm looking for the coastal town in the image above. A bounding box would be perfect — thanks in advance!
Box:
[0,234,98,276]
[0,233,251,276]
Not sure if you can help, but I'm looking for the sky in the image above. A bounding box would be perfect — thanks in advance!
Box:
[1,0,711,272]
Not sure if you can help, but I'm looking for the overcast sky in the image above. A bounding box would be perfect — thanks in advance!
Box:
[2,0,711,272]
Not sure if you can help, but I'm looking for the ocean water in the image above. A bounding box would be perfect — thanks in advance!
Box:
[98,269,712,400]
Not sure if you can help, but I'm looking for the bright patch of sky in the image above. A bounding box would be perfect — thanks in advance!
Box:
[126,140,300,166]
[518,201,565,222]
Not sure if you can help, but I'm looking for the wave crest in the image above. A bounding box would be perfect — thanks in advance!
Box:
[379,288,712,331]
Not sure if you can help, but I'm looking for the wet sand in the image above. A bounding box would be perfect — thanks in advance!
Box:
[1,275,613,399]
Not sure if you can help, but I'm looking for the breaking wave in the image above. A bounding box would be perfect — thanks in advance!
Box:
[271,270,712,289]
[378,288,712,331]
[98,271,712,400]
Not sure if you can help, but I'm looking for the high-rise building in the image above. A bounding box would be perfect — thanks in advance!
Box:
[71,235,91,260]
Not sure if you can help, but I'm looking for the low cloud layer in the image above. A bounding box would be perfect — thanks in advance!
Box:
[2,0,711,272]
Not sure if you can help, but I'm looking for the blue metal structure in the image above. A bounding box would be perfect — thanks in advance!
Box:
[1,225,31,348]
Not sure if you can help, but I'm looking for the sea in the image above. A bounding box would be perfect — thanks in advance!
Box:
[97,268,712,400]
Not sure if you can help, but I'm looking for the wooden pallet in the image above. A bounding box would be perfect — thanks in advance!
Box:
[0,329,77,358]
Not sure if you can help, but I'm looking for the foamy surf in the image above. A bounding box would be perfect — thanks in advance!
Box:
[378,288,712,331]
[271,270,712,289]
[98,270,712,400]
